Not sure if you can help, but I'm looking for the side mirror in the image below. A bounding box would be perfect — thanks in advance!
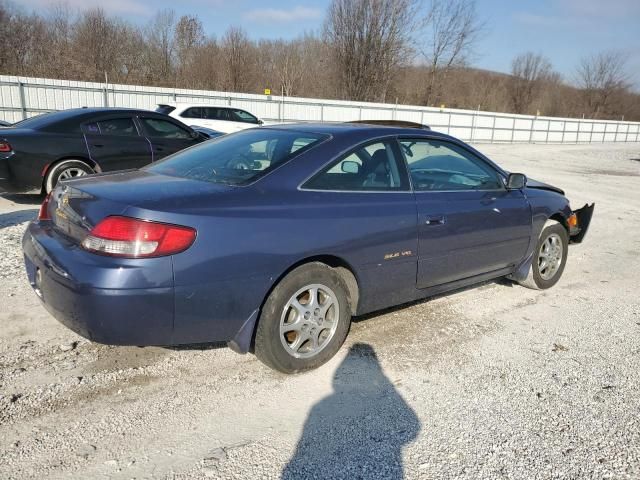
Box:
[341,160,360,174]
[257,119,264,125]
[506,173,527,190]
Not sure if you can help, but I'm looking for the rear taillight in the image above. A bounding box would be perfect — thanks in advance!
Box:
[81,216,196,258]
[38,193,52,221]
[0,141,11,152]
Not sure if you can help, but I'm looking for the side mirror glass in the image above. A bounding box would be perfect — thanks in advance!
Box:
[506,173,527,190]
[341,160,360,174]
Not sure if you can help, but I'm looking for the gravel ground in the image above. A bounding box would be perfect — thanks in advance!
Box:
[0,143,639,480]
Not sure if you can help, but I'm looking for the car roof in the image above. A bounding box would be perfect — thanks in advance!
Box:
[263,122,452,140]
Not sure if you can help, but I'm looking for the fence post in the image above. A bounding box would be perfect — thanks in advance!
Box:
[614,121,619,143]
[359,106,362,121]
[561,120,566,143]
[18,82,27,120]
[510,117,515,143]
[447,112,452,135]
[589,122,593,144]
[320,104,324,122]
[545,119,550,143]
[528,116,534,143]
[420,110,424,126]
[490,115,496,143]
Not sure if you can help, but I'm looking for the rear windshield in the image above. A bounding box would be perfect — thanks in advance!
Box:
[11,112,58,129]
[145,128,327,186]
[155,105,176,115]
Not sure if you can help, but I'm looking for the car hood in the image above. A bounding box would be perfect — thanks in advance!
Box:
[526,177,565,195]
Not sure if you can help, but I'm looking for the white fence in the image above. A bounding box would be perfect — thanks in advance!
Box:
[1,74,639,144]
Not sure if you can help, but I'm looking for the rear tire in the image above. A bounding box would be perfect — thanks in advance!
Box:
[255,263,352,374]
[44,159,93,194]
[520,220,568,290]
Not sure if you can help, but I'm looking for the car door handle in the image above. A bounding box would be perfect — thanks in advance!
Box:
[92,144,104,148]
[425,216,446,226]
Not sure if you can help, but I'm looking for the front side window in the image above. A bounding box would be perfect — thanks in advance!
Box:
[204,108,229,121]
[97,118,138,136]
[303,141,408,191]
[400,139,502,191]
[231,109,259,124]
[140,118,191,139]
[146,128,327,186]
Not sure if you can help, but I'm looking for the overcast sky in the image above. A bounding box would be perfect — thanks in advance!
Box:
[18,0,640,89]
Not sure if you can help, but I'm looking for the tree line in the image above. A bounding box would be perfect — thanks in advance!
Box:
[1,0,638,121]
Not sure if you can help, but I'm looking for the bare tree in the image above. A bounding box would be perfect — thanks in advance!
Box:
[324,0,415,102]
[174,15,204,88]
[417,0,481,105]
[261,38,312,96]
[576,51,629,118]
[221,26,254,92]
[145,9,176,83]
[508,52,553,114]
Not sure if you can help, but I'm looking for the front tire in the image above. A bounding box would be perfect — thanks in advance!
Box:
[520,220,568,290]
[255,263,352,373]
[44,159,93,194]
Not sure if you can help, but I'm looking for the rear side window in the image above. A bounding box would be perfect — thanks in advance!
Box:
[146,128,327,186]
[181,107,203,119]
[140,118,192,139]
[97,118,138,136]
[303,141,408,191]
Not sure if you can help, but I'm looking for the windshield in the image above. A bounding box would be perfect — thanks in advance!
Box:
[146,128,327,186]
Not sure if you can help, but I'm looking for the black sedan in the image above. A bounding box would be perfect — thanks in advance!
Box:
[0,108,206,194]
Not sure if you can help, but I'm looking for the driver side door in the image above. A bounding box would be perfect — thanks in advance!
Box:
[399,138,531,289]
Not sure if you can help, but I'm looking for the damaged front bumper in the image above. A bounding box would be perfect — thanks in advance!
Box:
[569,203,595,244]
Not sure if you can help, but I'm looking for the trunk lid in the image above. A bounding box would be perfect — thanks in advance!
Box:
[48,169,233,243]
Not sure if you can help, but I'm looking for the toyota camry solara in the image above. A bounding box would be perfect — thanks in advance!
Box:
[22,123,594,373]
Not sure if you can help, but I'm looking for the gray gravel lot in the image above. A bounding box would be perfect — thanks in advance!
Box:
[0,143,639,479]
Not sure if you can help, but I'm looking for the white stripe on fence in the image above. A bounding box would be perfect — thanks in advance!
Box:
[1,75,639,144]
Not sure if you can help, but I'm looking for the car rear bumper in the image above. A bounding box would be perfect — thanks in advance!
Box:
[22,222,175,345]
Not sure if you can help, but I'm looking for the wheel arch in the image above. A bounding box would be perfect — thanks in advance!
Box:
[271,255,361,316]
[548,212,569,234]
[41,156,99,192]
[230,254,361,355]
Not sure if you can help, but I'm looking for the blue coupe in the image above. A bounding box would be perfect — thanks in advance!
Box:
[22,123,593,373]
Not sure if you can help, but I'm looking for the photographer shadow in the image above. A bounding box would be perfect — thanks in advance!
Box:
[282,343,420,479]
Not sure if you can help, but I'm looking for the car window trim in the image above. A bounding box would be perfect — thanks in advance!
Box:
[396,136,507,193]
[83,115,142,137]
[298,135,412,193]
